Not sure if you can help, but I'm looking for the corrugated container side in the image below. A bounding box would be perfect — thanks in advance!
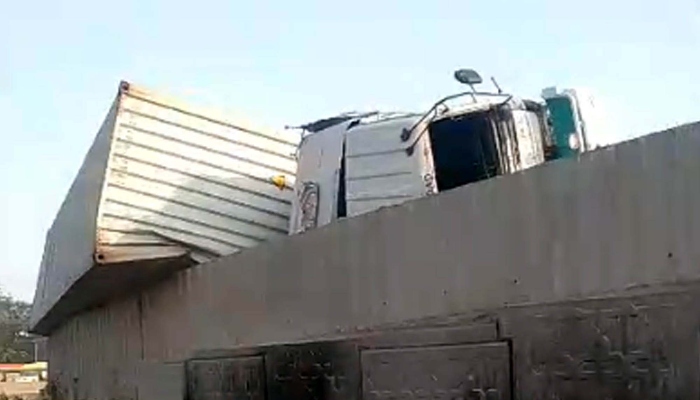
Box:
[95,84,299,263]
[30,97,119,328]
[31,81,301,334]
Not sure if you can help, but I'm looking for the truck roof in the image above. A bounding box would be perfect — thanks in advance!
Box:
[297,93,534,139]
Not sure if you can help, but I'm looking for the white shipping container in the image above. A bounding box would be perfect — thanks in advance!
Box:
[31,81,299,333]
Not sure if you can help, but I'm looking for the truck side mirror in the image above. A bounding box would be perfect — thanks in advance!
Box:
[454,69,483,85]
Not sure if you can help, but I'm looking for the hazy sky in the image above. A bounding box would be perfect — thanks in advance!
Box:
[1,0,699,301]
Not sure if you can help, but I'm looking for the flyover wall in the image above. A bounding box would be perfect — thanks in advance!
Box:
[46,122,700,399]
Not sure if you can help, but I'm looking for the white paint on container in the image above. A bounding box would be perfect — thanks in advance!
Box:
[31,81,299,332]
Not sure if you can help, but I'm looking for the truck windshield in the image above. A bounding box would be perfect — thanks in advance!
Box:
[427,110,500,191]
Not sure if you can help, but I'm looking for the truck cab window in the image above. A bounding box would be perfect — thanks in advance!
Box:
[427,110,500,191]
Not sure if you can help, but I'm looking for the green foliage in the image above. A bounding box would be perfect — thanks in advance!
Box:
[0,288,32,363]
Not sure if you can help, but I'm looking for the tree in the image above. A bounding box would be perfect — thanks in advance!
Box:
[0,289,32,363]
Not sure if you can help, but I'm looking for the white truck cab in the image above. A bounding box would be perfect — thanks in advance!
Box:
[289,70,597,234]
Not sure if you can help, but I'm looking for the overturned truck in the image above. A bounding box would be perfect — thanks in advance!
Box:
[289,69,604,234]
[32,75,700,400]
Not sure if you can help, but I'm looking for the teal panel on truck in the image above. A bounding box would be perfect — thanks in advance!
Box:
[545,96,578,159]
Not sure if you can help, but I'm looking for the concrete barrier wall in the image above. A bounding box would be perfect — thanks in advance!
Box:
[47,122,700,398]
[140,121,700,360]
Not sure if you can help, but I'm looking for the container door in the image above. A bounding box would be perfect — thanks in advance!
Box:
[344,117,436,218]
